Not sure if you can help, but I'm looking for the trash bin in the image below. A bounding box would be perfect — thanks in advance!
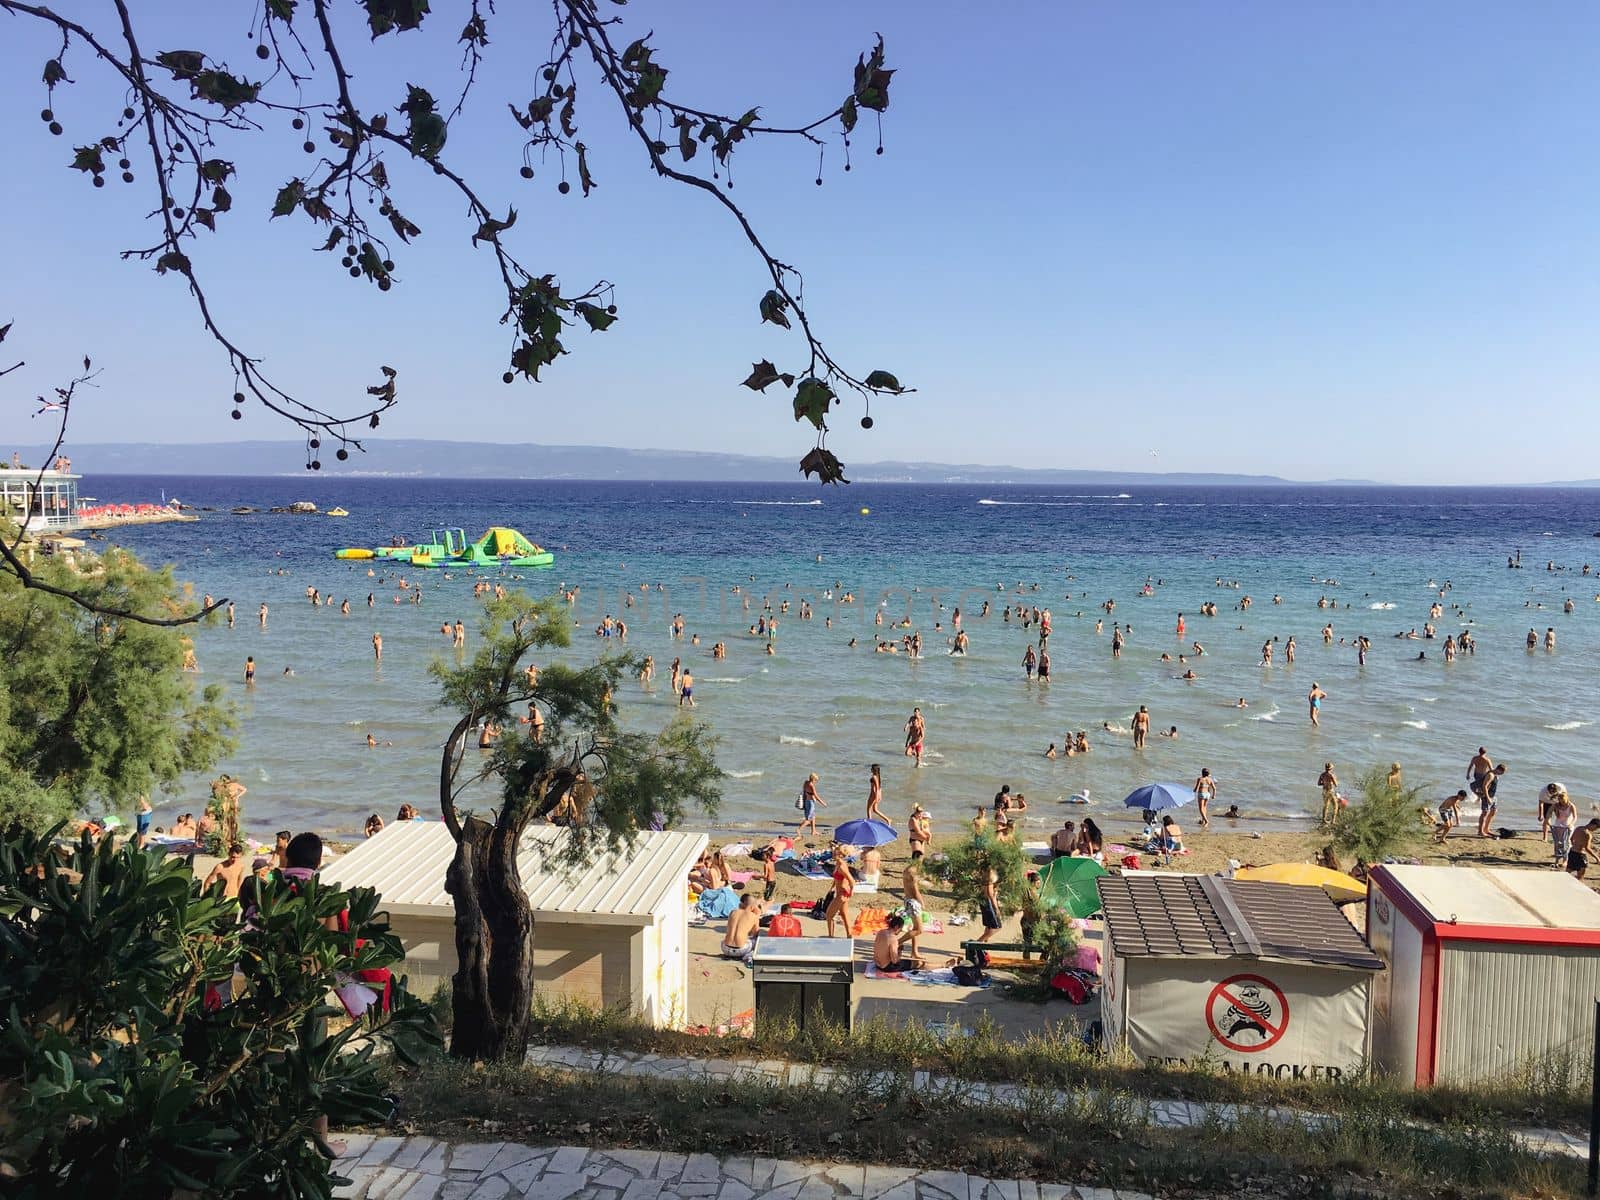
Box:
[751,936,854,1031]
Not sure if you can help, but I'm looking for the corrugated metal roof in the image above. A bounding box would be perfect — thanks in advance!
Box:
[318,821,707,925]
[1377,864,1600,930]
[1098,873,1384,971]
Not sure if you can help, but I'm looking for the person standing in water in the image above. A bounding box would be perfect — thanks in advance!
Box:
[903,707,926,768]
[1307,682,1326,726]
[1318,763,1340,826]
[865,764,890,824]
[678,668,694,707]
[1193,767,1216,828]
[1132,705,1150,749]
[372,631,383,662]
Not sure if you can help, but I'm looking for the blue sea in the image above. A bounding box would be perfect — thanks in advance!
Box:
[90,477,1600,842]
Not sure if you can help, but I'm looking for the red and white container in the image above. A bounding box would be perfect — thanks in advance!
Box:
[1367,864,1600,1086]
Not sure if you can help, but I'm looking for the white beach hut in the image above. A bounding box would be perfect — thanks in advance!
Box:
[1366,864,1600,1086]
[319,821,707,1026]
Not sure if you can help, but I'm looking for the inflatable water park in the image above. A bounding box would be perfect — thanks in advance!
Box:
[336,527,554,569]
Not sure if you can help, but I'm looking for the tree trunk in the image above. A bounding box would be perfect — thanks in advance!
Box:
[445,814,536,1062]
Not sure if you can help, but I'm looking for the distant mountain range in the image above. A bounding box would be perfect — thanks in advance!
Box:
[14,439,1378,485]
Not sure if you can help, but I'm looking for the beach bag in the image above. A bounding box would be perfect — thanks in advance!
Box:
[953,964,988,987]
[810,890,834,921]
[795,790,804,810]
[967,946,991,969]
[1049,971,1091,1005]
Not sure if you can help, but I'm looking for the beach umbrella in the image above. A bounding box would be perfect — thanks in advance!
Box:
[1038,855,1108,918]
[1236,863,1367,904]
[1121,783,1193,813]
[831,818,898,848]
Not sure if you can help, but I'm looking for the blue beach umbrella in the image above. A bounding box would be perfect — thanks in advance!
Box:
[831,818,898,847]
[1121,783,1193,813]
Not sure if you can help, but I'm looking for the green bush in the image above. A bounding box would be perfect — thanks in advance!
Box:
[945,832,1030,920]
[1331,766,1427,867]
[0,826,441,1196]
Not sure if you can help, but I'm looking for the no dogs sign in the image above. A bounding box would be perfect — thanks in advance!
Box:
[1204,973,1289,1053]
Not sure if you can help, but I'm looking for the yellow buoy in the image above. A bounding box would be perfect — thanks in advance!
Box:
[860,507,870,515]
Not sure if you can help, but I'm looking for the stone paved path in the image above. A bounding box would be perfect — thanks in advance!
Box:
[332,1137,1156,1200]
[523,1042,1588,1162]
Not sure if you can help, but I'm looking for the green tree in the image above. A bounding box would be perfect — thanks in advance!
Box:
[1330,765,1427,867]
[435,592,720,1063]
[2,2,906,484]
[0,542,235,831]
[0,825,441,1197]
[945,833,1031,923]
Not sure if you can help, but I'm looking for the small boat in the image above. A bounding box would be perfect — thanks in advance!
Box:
[326,507,350,517]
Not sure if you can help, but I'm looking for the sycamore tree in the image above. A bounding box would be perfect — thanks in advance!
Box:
[434,592,719,1062]
[0,536,235,831]
[2,0,909,489]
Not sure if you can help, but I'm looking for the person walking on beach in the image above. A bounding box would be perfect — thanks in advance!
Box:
[1307,682,1326,726]
[904,707,926,768]
[1193,767,1216,828]
[825,842,855,938]
[865,764,890,824]
[1318,763,1340,826]
[1132,705,1150,749]
[900,856,927,959]
[798,772,825,835]
[1550,790,1577,868]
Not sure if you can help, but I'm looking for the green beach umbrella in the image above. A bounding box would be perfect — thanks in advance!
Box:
[1038,856,1108,919]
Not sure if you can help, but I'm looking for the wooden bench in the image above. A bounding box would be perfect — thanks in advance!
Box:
[961,938,1042,964]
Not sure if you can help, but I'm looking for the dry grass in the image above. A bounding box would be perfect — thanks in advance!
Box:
[383,1055,1587,1200]
[519,995,1591,1131]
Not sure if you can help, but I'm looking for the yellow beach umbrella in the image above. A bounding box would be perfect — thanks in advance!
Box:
[1235,863,1367,904]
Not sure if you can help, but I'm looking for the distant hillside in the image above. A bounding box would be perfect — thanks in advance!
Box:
[13,439,1348,485]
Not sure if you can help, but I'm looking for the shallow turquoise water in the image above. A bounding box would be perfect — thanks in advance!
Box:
[96,477,1600,842]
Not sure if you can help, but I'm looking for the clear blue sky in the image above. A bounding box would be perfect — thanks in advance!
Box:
[4,1,1598,482]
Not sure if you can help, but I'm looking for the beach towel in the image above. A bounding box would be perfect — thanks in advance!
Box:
[852,909,892,936]
[863,963,905,980]
[722,842,753,858]
[695,887,739,919]
[727,870,756,884]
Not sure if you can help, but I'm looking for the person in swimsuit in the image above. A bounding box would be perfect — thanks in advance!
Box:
[907,805,930,855]
[873,914,923,973]
[825,843,855,938]
[903,707,925,768]
[865,764,889,824]
[722,894,761,964]
[1193,767,1216,828]
[1307,683,1326,726]
[678,669,694,707]
[799,772,825,835]
[900,856,927,958]
[1318,763,1339,826]
[1037,649,1051,682]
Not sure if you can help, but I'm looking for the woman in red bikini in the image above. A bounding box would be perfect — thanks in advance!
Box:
[825,842,855,938]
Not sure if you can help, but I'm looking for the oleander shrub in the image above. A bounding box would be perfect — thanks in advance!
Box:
[0,826,440,1197]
